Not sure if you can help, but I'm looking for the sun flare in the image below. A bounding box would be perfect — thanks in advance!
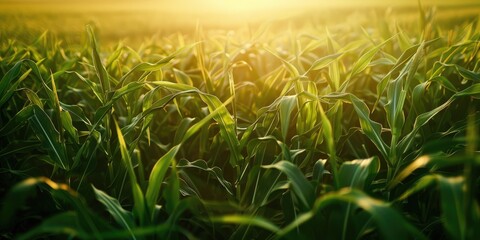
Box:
[143,0,315,26]
[200,0,296,12]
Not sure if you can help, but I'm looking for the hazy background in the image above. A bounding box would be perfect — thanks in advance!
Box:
[1,0,479,45]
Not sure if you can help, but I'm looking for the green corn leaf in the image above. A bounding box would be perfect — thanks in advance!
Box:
[326,32,341,90]
[182,96,233,143]
[385,41,424,148]
[396,26,412,51]
[0,140,41,159]
[17,212,89,240]
[350,38,391,78]
[121,90,201,136]
[146,144,181,219]
[92,185,136,239]
[93,82,145,127]
[114,120,146,224]
[105,43,123,68]
[337,157,380,240]
[369,57,396,66]
[312,159,328,185]
[68,71,104,102]
[22,87,43,108]
[118,53,177,86]
[258,135,293,162]
[0,61,22,100]
[0,177,46,229]
[265,47,300,77]
[47,72,63,130]
[318,99,338,178]
[404,41,424,85]
[438,176,468,240]
[278,189,426,240]
[429,76,458,93]
[454,83,480,98]
[87,25,110,102]
[278,95,297,142]
[399,79,480,156]
[111,82,145,101]
[93,104,114,127]
[239,124,256,151]
[164,161,180,215]
[395,174,477,240]
[439,62,480,82]
[173,117,196,145]
[398,99,454,155]
[323,93,389,161]
[350,95,390,160]
[151,80,198,92]
[263,160,314,209]
[396,174,438,200]
[389,152,480,189]
[210,215,280,234]
[376,39,438,109]
[0,177,106,238]
[199,94,241,167]
[60,110,79,143]
[29,105,69,170]
[60,102,91,126]
[177,159,233,195]
[0,61,30,108]
[173,68,194,85]
[338,157,380,189]
[455,65,480,82]
[405,82,428,124]
[0,105,34,136]
[309,52,344,71]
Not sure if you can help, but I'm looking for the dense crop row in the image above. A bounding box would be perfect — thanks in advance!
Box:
[1,6,480,239]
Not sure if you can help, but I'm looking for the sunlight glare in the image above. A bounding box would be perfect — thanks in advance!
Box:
[162,0,315,25]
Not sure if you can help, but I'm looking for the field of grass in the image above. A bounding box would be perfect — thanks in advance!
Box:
[1,0,480,239]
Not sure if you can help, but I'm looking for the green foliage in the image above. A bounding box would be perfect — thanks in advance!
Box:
[1,5,480,240]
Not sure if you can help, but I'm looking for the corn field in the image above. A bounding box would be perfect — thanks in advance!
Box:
[1,1,480,239]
